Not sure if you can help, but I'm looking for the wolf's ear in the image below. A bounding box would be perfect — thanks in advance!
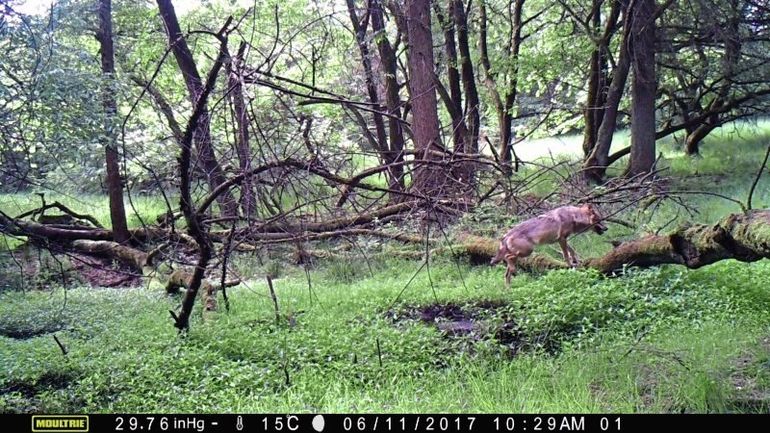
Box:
[582,203,594,211]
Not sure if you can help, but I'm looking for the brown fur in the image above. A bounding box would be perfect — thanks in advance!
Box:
[491,204,607,286]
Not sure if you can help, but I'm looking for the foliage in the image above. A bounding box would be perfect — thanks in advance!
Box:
[1,256,769,412]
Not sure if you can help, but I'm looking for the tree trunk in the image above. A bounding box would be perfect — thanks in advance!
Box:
[226,42,256,216]
[583,48,601,157]
[684,123,714,156]
[626,0,656,177]
[452,0,479,189]
[371,0,406,196]
[581,0,621,158]
[155,0,238,217]
[582,1,605,157]
[583,0,632,182]
[171,17,232,331]
[434,1,466,154]
[479,0,523,176]
[347,0,403,199]
[97,0,129,244]
[406,0,445,196]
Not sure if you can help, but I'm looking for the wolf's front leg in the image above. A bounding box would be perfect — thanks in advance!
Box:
[558,238,579,268]
[504,255,518,288]
[567,244,579,267]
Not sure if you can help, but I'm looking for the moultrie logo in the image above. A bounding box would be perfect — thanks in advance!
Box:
[31,415,89,433]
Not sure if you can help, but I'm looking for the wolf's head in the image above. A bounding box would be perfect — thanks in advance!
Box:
[583,203,608,234]
[490,241,506,265]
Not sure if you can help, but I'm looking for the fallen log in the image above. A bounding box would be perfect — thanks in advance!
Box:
[71,240,150,271]
[210,227,429,245]
[1,212,114,242]
[458,210,770,274]
[255,201,416,233]
[1,211,195,247]
[455,233,566,271]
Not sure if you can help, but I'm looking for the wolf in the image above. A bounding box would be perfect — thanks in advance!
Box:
[491,204,608,286]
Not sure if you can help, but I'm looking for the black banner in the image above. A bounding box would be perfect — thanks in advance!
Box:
[4,413,766,433]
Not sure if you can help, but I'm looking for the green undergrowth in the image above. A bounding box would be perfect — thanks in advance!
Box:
[2,121,770,412]
[1,258,769,413]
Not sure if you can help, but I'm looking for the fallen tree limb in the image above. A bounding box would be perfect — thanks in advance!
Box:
[457,211,770,274]
[211,227,428,245]
[15,201,104,228]
[0,212,114,241]
[239,201,417,234]
[71,240,150,271]
[455,233,567,271]
[131,227,197,247]
[1,211,197,249]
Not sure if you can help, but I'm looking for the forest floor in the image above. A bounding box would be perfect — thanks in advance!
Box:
[1,122,770,413]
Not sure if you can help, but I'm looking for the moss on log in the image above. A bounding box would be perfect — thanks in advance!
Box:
[458,211,770,274]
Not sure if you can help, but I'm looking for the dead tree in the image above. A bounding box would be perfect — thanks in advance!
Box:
[156,0,239,217]
[226,42,256,217]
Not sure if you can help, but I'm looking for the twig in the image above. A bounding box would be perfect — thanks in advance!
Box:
[389,260,427,309]
[219,220,238,312]
[282,358,291,386]
[16,201,104,228]
[52,334,68,356]
[605,217,636,229]
[747,142,770,211]
[424,220,438,302]
[266,275,280,326]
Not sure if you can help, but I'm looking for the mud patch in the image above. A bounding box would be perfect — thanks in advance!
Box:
[0,323,65,339]
[1,249,141,290]
[386,300,561,357]
[0,371,83,414]
[0,371,74,398]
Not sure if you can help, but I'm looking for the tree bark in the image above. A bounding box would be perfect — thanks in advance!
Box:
[684,124,713,155]
[452,0,479,189]
[479,0,524,176]
[155,0,238,217]
[626,0,656,177]
[97,0,129,244]
[347,0,404,199]
[434,1,466,153]
[226,42,256,216]
[406,0,445,196]
[583,0,633,182]
[371,0,406,196]
[170,17,232,330]
[71,239,149,271]
[582,0,621,157]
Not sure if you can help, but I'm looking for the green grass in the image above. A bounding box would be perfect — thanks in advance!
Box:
[0,193,170,230]
[0,259,769,412]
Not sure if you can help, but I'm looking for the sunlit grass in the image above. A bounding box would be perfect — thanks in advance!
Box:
[0,192,170,230]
